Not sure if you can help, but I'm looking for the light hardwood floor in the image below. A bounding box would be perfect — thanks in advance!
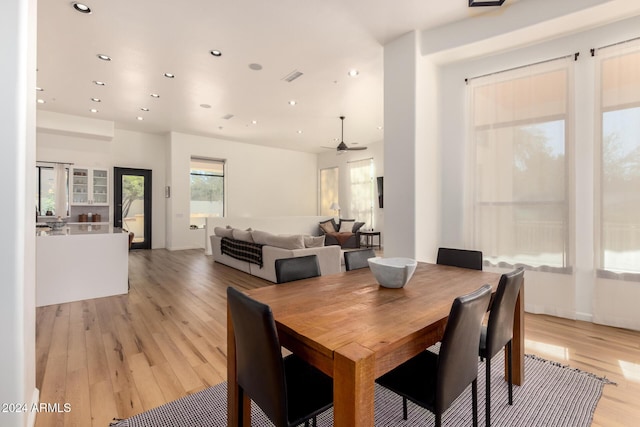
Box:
[35,249,640,426]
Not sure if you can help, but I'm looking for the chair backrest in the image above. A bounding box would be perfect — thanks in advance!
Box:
[436,284,492,414]
[436,247,483,270]
[344,248,376,271]
[275,255,321,284]
[227,287,289,427]
[485,267,525,359]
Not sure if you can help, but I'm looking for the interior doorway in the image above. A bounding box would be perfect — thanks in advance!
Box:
[114,167,152,250]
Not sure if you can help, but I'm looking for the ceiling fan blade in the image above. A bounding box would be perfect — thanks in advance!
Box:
[346,146,367,151]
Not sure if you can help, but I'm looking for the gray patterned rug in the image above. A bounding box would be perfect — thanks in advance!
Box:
[110,353,613,426]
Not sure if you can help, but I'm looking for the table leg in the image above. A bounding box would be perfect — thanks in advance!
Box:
[508,283,525,385]
[227,304,251,426]
[334,343,376,427]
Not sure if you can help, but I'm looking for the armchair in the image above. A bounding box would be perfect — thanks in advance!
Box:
[318,218,365,249]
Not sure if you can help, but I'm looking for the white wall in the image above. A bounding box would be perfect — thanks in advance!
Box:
[317,141,385,236]
[36,122,168,249]
[167,132,319,250]
[435,14,640,329]
[1,0,38,425]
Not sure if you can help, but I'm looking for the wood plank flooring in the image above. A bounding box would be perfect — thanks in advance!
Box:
[35,249,640,426]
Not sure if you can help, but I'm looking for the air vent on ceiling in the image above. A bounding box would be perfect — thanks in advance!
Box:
[221,114,234,120]
[282,70,304,83]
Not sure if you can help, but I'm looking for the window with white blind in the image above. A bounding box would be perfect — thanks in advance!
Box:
[595,41,640,276]
[465,58,573,271]
[190,158,225,228]
[349,158,374,228]
[319,167,339,217]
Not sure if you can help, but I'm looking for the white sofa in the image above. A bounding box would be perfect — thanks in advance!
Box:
[206,216,341,283]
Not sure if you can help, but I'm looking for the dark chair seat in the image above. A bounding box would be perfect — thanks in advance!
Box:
[436,247,483,270]
[344,248,376,271]
[275,255,321,284]
[376,284,492,427]
[227,287,333,427]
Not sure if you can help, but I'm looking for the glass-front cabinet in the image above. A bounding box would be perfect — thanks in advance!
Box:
[71,167,109,205]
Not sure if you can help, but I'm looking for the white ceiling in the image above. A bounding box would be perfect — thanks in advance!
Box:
[36,0,514,153]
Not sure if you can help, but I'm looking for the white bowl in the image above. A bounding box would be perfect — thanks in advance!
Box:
[368,257,418,288]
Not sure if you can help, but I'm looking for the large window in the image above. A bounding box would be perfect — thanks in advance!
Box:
[319,167,339,217]
[466,58,573,270]
[190,158,224,229]
[596,42,640,275]
[35,164,68,216]
[349,158,374,228]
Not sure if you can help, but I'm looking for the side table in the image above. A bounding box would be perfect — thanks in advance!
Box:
[360,230,381,249]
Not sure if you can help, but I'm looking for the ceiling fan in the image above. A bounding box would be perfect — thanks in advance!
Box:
[326,116,367,154]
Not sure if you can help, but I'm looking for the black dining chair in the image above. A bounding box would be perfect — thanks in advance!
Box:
[436,247,483,270]
[344,248,376,271]
[376,284,492,427]
[227,287,333,427]
[480,267,524,426]
[275,255,321,284]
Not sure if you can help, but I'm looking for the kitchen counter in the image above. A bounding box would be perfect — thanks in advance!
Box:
[37,223,123,236]
[36,224,129,306]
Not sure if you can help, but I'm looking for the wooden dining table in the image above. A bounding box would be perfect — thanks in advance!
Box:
[227,262,524,426]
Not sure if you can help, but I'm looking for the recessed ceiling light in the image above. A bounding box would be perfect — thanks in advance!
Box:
[348,69,359,77]
[72,2,91,14]
[164,73,175,78]
[210,50,222,57]
[377,126,383,130]
[90,108,98,113]
[288,100,297,106]
[249,63,263,71]
[97,54,111,61]
[91,97,101,102]
[150,93,160,98]
[251,120,258,125]
[140,107,149,112]
[297,130,303,134]
[93,80,105,86]
[200,104,211,109]
[36,87,43,92]
[36,99,46,104]
[136,116,144,121]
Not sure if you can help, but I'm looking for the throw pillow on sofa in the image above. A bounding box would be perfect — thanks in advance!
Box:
[319,218,337,234]
[338,219,355,233]
[267,234,305,250]
[251,230,273,245]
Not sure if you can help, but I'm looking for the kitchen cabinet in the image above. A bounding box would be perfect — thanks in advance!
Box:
[71,167,109,205]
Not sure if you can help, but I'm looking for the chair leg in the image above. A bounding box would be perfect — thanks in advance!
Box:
[472,379,478,427]
[402,396,408,420]
[507,340,513,405]
[435,412,442,427]
[485,356,491,427]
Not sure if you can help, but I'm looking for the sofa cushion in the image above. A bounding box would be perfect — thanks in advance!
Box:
[232,228,254,242]
[319,218,337,234]
[269,234,305,250]
[338,219,355,233]
[214,226,234,238]
[251,230,274,245]
[304,235,325,248]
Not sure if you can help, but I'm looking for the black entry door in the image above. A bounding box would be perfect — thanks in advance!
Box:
[114,167,152,250]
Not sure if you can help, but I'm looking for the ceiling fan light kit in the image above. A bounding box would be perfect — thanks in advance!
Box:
[468,0,505,6]
[335,116,367,153]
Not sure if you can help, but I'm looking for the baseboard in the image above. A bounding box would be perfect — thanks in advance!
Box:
[27,388,39,427]
[575,312,594,322]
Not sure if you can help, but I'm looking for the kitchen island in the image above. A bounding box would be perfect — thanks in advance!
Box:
[36,223,129,307]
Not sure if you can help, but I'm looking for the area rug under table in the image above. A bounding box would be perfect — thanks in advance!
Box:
[110,353,614,427]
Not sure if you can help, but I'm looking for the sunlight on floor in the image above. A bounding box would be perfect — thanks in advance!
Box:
[618,360,640,383]
[525,339,569,361]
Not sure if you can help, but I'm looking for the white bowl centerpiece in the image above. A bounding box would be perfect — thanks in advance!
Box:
[368,257,418,288]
